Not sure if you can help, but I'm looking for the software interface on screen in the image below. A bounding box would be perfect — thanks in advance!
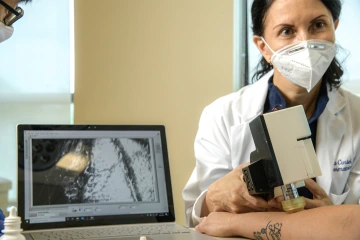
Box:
[21,130,170,224]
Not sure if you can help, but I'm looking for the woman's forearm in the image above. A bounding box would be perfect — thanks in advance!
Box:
[228,211,286,239]
[230,205,360,240]
[196,205,360,239]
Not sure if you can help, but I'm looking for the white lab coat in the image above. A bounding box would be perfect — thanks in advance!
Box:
[182,70,360,227]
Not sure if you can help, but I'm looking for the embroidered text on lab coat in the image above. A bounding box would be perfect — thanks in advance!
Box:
[333,159,352,172]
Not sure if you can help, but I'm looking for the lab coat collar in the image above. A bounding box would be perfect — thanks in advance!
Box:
[233,70,273,122]
[326,85,346,115]
[234,71,346,122]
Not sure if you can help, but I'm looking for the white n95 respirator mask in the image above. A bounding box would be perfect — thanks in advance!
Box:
[262,38,337,92]
[0,21,14,43]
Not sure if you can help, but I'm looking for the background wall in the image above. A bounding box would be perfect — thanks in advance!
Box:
[74,0,233,225]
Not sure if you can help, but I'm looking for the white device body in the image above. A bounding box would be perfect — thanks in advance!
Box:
[263,105,322,187]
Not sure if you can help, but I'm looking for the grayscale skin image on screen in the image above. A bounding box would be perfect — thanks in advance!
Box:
[31,138,157,206]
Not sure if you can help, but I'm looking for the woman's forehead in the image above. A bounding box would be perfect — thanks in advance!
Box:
[265,0,333,26]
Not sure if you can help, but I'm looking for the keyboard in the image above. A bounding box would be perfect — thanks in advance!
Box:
[29,224,190,240]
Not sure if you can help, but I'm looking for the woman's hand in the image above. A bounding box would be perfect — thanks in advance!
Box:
[268,179,333,210]
[195,212,236,237]
[303,178,333,208]
[203,162,271,216]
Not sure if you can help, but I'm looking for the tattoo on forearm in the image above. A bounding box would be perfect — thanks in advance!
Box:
[253,221,282,240]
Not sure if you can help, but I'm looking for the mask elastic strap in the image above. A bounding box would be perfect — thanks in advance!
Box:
[261,37,276,54]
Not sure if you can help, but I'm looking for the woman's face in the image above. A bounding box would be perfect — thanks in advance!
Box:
[255,0,339,62]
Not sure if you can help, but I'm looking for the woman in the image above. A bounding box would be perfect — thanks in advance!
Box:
[183,0,360,228]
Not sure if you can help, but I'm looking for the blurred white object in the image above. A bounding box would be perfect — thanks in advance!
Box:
[0,206,25,240]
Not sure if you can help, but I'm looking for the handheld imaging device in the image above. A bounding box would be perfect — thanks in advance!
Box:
[242,105,322,212]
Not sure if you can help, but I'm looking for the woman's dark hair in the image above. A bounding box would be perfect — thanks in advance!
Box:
[250,0,343,90]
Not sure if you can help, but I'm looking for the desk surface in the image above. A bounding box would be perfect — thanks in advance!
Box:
[214,237,248,240]
[190,228,249,240]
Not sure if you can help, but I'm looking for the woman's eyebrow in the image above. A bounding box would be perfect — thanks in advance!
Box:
[273,23,294,30]
[272,14,330,30]
[310,14,329,23]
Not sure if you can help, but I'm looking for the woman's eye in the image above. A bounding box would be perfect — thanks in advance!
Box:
[314,21,326,29]
[280,28,294,36]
